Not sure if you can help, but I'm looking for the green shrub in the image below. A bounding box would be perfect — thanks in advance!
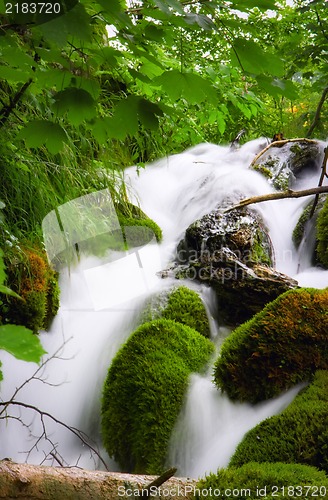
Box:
[316,197,328,267]
[195,462,328,499]
[213,288,328,403]
[140,285,211,337]
[101,318,214,474]
[230,370,328,472]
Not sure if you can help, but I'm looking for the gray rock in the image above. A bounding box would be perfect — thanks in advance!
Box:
[252,140,324,190]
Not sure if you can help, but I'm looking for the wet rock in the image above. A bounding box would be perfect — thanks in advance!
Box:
[252,140,324,190]
[177,206,274,268]
[168,206,298,325]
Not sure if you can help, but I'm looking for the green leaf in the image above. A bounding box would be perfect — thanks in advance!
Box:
[0,45,34,69]
[163,0,185,14]
[35,68,71,90]
[256,75,299,100]
[53,88,97,126]
[138,99,163,130]
[155,70,218,105]
[184,13,216,31]
[0,324,46,363]
[0,284,21,299]
[144,25,165,42]
[107,96,140,139]
[232,0,277,10]
[153,0,171,15]
[0,66,33,83]
[39,3,91,46]
[18,120,68,154]
[232,39,284,77]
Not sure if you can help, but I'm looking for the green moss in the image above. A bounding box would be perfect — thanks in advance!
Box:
[44,271,60,330]
[101,318,214,474]
[292,203,312,248]
[1,246,60,333]
[229,371,328,472]
[140,285,211,337]
[118,213,162,247]
[213,288,328,403]
[116,201,162,246]
[316,196,328,267]
[195,462,328,499]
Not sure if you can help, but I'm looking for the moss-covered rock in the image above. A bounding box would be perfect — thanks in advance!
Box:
[116,201,162,246]
[229,371,328,472]
[316,196,328,268]
[214,288,328,403]
[1,247,60,333]
[140,285,211,337]
[195,462,328,499]
[101,318,214,475]
[171,205,298,325]
[251,140,323,190]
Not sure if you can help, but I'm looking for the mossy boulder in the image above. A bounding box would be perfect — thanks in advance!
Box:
[172,206,296,325]
[101,318,214,475]
[140,285,210,337]
[116,201,162,246]
[214,288,328,403]
[316,196,328,268]
[251,140,323,190]
[230,371,328,472]
[195,462,328,499]
[1,247,60,333]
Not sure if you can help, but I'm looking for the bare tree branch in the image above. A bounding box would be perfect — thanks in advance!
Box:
[224,186,328,213]
[0,78,33,129]
[0,400,109,470]
[306,86,328,138]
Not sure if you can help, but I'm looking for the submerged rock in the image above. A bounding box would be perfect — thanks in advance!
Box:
[171,206,297,324]
[252,140,324,190]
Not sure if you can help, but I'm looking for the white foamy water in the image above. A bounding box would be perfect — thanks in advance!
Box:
[1,138,327,476]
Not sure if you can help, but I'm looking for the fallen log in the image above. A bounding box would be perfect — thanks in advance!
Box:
[0,460,197,500]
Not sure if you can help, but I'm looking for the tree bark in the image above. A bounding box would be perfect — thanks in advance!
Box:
[0,460,197,500]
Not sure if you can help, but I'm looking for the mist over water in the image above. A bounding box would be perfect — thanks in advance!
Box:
[1,138,327,477]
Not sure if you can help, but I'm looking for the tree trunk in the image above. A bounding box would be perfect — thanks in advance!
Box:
[0,460,197,500]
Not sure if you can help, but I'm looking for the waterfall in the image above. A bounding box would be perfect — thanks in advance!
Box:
[1,138,327,477]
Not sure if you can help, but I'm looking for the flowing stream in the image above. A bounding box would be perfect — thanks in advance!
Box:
[1,138,328,477]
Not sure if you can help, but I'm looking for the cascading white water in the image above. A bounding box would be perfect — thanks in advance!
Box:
[1,138,327,477]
